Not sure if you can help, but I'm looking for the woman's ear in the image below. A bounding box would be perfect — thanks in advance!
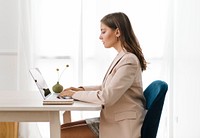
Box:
[115,28,120,37]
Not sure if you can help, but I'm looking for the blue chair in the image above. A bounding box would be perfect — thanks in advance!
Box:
[141,80,168,138]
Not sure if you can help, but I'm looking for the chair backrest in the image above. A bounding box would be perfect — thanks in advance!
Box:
[141,80,168,138]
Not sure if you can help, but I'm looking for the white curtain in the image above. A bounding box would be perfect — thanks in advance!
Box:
[17,0,34,91]
[17,0,42,138]
[161,0,200,137]
[172,0,200,137]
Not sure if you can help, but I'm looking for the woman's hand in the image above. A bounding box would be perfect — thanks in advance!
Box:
[59,89,75,97]
[58,87,84,98]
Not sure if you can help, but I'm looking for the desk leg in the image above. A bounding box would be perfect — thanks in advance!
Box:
[49,111,60,138]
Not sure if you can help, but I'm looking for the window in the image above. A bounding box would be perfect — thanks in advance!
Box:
[33,0,168,137]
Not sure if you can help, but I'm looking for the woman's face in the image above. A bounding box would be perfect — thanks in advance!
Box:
[99,23,119,49]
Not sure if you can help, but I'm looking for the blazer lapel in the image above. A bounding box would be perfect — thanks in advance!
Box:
[103,50,126,82]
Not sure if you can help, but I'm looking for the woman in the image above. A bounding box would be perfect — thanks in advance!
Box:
[60,12,147,138]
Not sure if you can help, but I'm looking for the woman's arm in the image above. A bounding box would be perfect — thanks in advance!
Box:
[59,85,101,97]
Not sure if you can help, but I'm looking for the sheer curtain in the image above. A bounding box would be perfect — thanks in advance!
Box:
[162,0,200,137]
[17,0,42,138]
[172,0,200,137]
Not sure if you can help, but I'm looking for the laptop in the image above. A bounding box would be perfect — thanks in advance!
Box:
[29,68,74,105]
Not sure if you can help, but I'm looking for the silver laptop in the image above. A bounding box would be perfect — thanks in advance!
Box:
[29,68,74,105]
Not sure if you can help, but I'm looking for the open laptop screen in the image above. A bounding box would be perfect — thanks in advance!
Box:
[29,68,51,98]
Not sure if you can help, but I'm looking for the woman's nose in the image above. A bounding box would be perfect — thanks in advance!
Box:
[99,35,102,40]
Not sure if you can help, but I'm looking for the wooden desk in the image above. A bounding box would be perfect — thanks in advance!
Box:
[0,91,101,138]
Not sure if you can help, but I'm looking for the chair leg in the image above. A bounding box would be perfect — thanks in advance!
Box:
[63,111,71,124]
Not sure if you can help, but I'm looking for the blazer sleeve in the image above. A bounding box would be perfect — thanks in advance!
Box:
[72,54,141,106]
[82,85,102,91]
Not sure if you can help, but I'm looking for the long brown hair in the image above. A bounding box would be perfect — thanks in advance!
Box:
[101,12,147,71]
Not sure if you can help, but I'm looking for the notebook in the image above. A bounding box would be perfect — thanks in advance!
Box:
[29,68,74,105]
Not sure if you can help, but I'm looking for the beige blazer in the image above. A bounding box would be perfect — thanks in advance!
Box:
[72,50,146,138]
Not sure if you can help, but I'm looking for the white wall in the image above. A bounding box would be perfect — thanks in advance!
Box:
[0,0,18,90]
